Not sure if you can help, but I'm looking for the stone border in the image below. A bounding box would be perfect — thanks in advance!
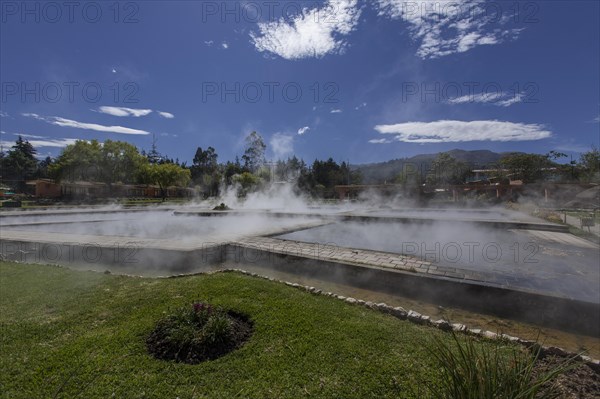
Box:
[208,268,600,372]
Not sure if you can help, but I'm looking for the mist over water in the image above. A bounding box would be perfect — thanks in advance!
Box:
[1,184,598,305]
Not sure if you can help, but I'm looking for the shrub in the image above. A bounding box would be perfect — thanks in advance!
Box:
[423,331,573,399]
[146,302,252,364]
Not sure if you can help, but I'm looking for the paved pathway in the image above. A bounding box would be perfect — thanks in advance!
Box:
[232,235,599,303]
[233,236,493,283]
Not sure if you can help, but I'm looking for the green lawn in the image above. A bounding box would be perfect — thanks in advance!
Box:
[0,261,508,398]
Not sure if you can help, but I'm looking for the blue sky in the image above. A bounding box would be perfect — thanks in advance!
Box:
[1,0,599,164]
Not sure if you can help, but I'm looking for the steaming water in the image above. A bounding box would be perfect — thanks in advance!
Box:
[364,208,539,222]
[1,193,598,351]
[2,211,324,240]
[277,221,600,303]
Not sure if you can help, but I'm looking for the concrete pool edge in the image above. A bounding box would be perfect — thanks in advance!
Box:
[226,241,600,337]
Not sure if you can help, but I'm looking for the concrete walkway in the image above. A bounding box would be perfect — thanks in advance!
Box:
[233,236,496,283]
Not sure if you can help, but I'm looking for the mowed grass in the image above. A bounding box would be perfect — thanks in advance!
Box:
[0,261,502,398]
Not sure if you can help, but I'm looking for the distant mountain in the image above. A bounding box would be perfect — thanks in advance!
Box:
[352,149,518,184]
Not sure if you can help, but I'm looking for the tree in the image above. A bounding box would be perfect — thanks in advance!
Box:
[578,146,600,182]
[49,140,103,182]
[141,162,191,200]
[241,131,266,172]
[223,157,244,185]
[98,140,147,190]
[191,147,218,178]
[232,171,261,190]
[36,156,54,179]
[1,136,39,191]
[49,140,145,189]
[425,153,469,186]
[146,134,163,164]
[191,147,220,197]
[500,153,556,183]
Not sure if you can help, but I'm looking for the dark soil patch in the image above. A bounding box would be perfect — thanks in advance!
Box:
[146,310,253,364]
[535,354,600,399]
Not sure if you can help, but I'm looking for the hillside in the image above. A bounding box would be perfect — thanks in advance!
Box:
[352,149,515,184]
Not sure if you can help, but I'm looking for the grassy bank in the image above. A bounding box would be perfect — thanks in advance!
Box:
[0,262,560,398]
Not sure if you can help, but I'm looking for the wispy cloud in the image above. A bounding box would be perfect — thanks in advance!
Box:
[96,106,175,119]
[448,92,524,107]
[269,133,294,159]
[157,111,175,119]
[0,111,8,118]
[250,0,361,60]
[372,120,552,143]
[14,133,47,139]
[29,137,80,148]
[22,113,150,135]
[297,126,310,135]
[375,0,523,59]
[53,117,149,135]
[368,138,392,144]
[97,106,152,117]
[355,102,367,110]
[222,42,229,49]
[204,40,214,46]
[8,133,80,148]
[330,108,343,113]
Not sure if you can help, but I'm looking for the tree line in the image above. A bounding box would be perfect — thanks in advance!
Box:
[1,132,598,199]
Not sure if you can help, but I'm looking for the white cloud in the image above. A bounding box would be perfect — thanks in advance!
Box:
[157,111,175,119]
[95,106,174,118]
[330,108,343,113]
[375,0,523,59]
[52,117,150,135]
[0,111,8,117]
[14,133,47,139]
[7,133,80,148]
[97,106,153,117]
[28,138,80,148]
[204,40,214,46]
[355,102,367,110]
[0,140,15,149]
[448,92,524,107]
[368,138,392,144]
[21,113,44,120]
[269,133,294,159]
[111,68,117,73]
[222,42,229,49]
[297,126,310,135]
[496,93,524,107]
[250,0,361,60]
[373,120,552,143]
[22,113,150,135]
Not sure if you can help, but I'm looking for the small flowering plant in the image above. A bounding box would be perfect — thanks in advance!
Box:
[146,301,252,364]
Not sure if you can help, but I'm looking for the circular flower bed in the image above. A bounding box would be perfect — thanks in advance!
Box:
[146,302,253,364]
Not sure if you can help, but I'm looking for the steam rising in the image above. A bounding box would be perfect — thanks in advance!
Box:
[1,184,598,305]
